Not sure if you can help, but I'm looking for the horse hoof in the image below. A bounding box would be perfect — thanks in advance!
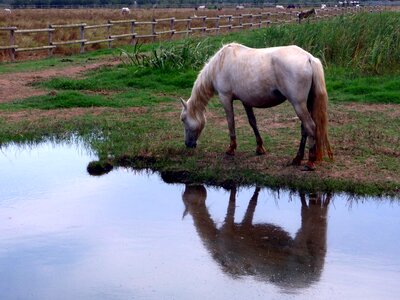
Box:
[291,157,302,166]
[301,161,316,171]
[225,150,235,156]
[256,149,266,155]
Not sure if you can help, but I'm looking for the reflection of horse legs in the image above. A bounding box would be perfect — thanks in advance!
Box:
[242,187,261,227]
[223,187,261,229]
[293,192,331,265]
[224,186,237,227]
[243,104,267,155]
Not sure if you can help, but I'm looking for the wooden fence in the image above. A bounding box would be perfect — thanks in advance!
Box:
[0,6,383,61]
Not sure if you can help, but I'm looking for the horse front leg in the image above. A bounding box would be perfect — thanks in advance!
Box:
[222,99,237,155]
[243,104,266,155]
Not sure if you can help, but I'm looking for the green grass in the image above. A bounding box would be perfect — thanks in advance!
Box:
[40,65,196,91]
[326,69,400,103]
[0,49,115,74]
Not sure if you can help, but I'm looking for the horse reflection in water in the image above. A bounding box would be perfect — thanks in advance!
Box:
[182,185,331,290]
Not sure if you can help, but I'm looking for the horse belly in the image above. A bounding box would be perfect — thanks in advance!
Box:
[236,89,287,108]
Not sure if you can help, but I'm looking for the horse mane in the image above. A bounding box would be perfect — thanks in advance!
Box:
[187,44,231,125]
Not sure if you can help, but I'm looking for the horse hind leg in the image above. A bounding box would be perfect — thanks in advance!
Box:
[291,124,307,166]
[243,104,266,155]
[292,103,317,171]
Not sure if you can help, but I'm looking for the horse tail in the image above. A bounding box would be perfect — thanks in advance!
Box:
[309,57,333,161]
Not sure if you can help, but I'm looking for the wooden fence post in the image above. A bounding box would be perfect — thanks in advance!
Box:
[170,18,175,40]
[152,18,156,42]
[228,16,232,32]
[10,27,15,61]
[216,16,220,35]
[202,16,206,36]
[130,20,135,45]
[80,24,85,53]
[187,17,192,37]
[107,20,112,48]
[48,24,53,57]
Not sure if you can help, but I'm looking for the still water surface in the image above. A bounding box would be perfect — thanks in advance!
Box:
[0,142,399,299]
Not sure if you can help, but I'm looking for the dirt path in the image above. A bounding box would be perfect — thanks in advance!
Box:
[0,58,120,103]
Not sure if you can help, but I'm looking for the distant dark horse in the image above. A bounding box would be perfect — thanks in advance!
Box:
[298,8,316,23]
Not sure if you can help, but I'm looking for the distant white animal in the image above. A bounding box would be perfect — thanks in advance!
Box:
[121,7,130,15]
[236,5,244,10]
[4,8,11,14]
[197,5,206,10]
[276,5,285,9]
[321,4,327,9]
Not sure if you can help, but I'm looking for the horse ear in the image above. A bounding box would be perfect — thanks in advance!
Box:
[180,97,187,110]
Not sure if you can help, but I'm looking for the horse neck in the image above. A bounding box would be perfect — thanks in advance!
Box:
[187,71,214,119]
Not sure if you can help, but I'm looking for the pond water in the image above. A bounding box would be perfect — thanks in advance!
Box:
[0,142,400,300]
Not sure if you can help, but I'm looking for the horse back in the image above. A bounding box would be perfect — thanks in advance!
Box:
[213,44,313,106]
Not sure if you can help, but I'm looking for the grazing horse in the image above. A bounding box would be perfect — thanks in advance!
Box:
[182,185,331,288]
[298,8,316,23]
[180,43,333,170]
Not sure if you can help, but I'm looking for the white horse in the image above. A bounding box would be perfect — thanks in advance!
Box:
[121,7,130,15]
[275,5,285,9]
[236,5,244,10]
[180,43,333,170]
[4,8,11,14]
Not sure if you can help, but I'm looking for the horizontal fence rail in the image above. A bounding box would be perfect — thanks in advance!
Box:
[0,6,384,61]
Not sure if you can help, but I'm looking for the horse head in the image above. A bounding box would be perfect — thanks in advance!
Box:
[180,98,205,149]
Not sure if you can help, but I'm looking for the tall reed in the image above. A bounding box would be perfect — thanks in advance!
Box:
[120,12,399,75]
[249,12,400,74]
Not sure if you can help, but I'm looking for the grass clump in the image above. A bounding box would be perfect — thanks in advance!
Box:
[119,39,217,71]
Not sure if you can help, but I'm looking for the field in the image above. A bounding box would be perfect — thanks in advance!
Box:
[0,6,360,61]
[0,11,399,196]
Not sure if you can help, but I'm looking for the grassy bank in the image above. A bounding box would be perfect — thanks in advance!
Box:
[0,12,399,196]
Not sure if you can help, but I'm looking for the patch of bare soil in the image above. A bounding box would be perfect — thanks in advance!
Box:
[0,58,120,103]
[0,107,147,123]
